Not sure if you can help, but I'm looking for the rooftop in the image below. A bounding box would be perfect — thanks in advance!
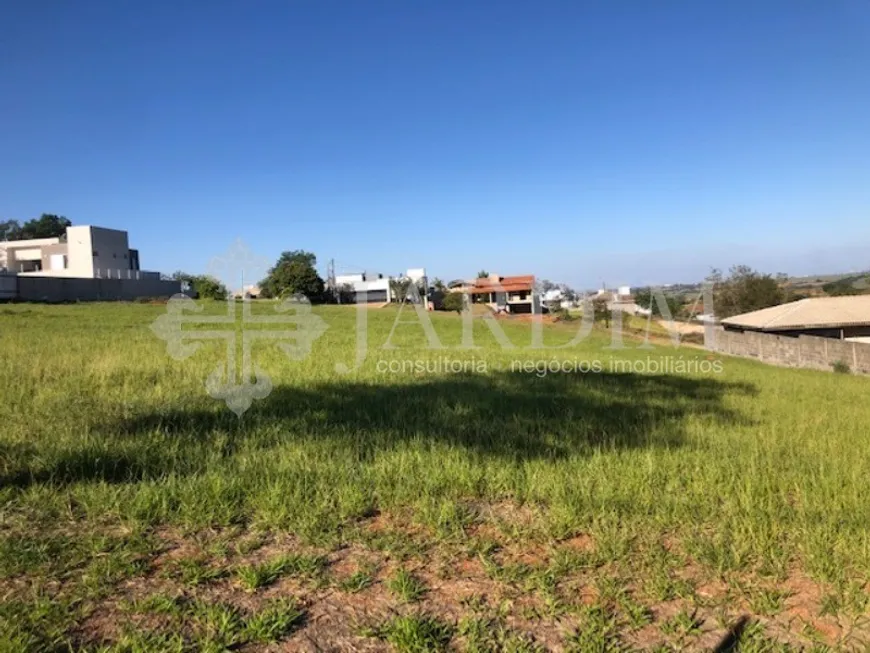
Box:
[465,274,535,294]
[721,296,870,331]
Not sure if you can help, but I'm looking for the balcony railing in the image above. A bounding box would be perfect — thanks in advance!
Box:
[93,268,160,280]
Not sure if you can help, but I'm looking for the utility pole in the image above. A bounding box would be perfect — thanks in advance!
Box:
[327,258,338,303]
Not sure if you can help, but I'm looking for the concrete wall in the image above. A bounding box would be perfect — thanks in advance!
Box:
[65,225,96,276]
[706,327,870,374]
[6,275,181,302]
[0,273,17,299]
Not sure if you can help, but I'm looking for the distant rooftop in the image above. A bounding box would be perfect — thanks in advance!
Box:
[466,274,535,294]
[722,296,870,331]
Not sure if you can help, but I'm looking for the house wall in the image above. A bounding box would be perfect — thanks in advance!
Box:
[65,225,96,277]
[10,247,45,261]
[41,243,69,272]
[0,238,61,270]
[14,276,181,302]
[725,325,870,339]
[336,275,394,303]
[509,301,533,314]
[706,326,870,374]
[354,289,388,303]
[90,226,133,276]
[335,273,365,285]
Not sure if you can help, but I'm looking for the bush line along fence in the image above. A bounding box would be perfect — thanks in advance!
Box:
[705,326,870,374]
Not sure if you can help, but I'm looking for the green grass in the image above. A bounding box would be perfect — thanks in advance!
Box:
[1,301,869,648]
[110,593,304,651]
[338,566,375,593]
[235,553,326,592]
[242,598,305,643]
[365,613,453,652]
[167,555,226,586]
[387,567,427,602]
[458,615,543,652]
[660,608,703,640]
[566,604,622,652]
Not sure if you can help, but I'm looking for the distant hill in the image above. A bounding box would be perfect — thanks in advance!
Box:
[820,273,870,296]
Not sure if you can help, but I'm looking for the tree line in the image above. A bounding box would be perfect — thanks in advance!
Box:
[0,214,71,241]
[173,250,327,301]
[635,265,807,320]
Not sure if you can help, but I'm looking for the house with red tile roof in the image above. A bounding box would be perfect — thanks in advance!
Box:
[452,273,538,314]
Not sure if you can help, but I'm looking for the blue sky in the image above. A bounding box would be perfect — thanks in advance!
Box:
[2,1,869,289]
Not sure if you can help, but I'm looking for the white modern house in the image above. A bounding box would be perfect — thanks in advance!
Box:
[335,267,427,304]
[542,287,578,310]
[0,225,151,279]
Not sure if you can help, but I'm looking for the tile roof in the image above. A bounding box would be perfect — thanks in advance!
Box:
[466,275,535,294]
[721,295,870,330]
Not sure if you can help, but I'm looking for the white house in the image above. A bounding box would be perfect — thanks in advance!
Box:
[0,225,151,279]
[542,287,577,310]
[335,268,428,304]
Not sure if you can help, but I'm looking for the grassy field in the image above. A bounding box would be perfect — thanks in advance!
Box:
[1,301,869,651]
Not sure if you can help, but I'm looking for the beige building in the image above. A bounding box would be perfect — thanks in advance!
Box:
[722,296,870,341]
[0,225,145,279]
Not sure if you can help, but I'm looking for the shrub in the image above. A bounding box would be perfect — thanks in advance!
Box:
[191,275,228,301]
[441,292,465,313]
[832,360,851,374]
[172,272,228,300]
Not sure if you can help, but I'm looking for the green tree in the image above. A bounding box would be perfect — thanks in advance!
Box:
[634,288,684,318]
[0,220,22,241]
[591,296,610,328]
[559,284,578,303]
[389,277,413,303]
[477,270,489,278]
[714,265,784,318]
[822,274,869,297]
[0,214,71,240]
[442,292,465,313]
[260,250,325,300]
[336,283,355,303]
[19,214,71,239]
[172,271,228,300]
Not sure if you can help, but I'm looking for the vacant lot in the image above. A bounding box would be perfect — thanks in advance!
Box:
[1,302,869,651]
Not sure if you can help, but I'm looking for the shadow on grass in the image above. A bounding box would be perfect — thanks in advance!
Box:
[2,371,756,487]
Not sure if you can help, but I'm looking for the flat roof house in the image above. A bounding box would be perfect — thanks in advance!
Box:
[455,273,538,314]
[721,296,870,342]
[335,268,427,304]
[0,225,148,279]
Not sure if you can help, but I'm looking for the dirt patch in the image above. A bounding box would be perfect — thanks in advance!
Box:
[5,517,869,651]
